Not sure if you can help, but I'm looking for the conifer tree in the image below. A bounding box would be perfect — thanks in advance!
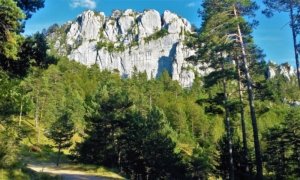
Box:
[232,4,263,179]
[197,0,263,179]
[264,108,300,179]
[15,0,44,20]
[197,8,238,179]
[46,113,75,166]
[231,50,249,172]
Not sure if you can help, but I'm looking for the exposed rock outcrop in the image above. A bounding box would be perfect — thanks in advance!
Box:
[47,9,204,87]
[266,63,297,80]
[266,66,276,79]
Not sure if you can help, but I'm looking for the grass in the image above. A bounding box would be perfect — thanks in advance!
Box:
[0,168,59,180]
[178,143,194,156]
[18,118,124,179]
[20,144,70,164]
[20,144,125,179]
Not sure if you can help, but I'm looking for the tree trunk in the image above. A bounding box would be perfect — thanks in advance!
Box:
[19,97,23,126]
[235,58,249,173]
[221,56,235,180]
[118,150,122,172]
[38,98,47,144]
[233,6,263,180]
[34,97,39,128]
[279,140,286,178]
[56,144,61,167]
[289,3,300,88]
[296,144,300,177]
[149,95,152,108]
[35,96,40,144]
[37,128,41,144]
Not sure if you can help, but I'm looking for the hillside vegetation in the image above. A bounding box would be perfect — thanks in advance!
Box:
[0,0,300,179]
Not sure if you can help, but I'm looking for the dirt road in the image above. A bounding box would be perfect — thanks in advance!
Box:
[27,164,117,180]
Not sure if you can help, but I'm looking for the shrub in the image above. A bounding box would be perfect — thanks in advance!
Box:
[144,28,169,43]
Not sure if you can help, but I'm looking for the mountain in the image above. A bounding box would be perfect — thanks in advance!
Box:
[47,9,212,87]
[47,9,297,86]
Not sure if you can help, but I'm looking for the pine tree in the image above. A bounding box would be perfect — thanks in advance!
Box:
[264,126,288,179]
[234,53,249,173]
[14,0,44,20]
[264,108,300,179]
[282,108,300,177]
[46,112,75,166]
[77,86,133,167]
[120,107,185,179]
[232,4,263,178]
[197,7,238,179]
[197,0,263,179]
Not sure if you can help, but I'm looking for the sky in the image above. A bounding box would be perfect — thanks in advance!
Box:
[24,0,294,65]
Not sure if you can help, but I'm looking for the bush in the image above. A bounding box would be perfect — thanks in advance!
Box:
[144,28,169,43]
[96,41,125,53]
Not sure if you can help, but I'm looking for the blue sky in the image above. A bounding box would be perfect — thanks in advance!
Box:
[24,0,294,65]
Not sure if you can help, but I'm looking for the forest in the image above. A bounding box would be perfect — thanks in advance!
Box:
[0,0,300,179]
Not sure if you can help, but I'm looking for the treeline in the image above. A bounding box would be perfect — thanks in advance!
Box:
[0,0,300,179]
[1,57,299,179]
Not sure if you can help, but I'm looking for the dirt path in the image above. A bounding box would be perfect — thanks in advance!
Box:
[27,164,116,180]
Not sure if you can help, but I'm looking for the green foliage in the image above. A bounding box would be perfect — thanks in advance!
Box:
[0,1,299,177]
[96,41,125,53]
[262,0,299,16]
[46,23,71,55]
[187,146,216,179]
[0,0,24,59]
[76,86,133,166]
[77,91,187,178]
[0,168,59,180]
[46,112,75,166]
[15,0,44,20]
[0,51,298,178]
[128,40,139,48]
[144,28,169,43]
[0,0,45,75]
[0,31,50,77]
[217,135,256,179]
[0,70,21,116]
[264,108,300,179]
[120,108,186,179]
[0,125,21,168]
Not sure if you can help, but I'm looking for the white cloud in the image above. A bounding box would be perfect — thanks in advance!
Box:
[186,2,196,8]
[71,0,96,9]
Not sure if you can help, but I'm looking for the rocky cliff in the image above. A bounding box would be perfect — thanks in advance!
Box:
[266,62,297,80]
[47,9,212,87]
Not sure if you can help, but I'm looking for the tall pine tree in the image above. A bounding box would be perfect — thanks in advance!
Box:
[196,0,263,179]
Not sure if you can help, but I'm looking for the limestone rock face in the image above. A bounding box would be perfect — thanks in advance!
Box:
[104,19,119,42]
[119,15,135,36]
[279,64,295,80]
[163,11,191,34]
[48,9,206,87]
[267,66,276,79]
[138,10,161,39]
[266,63,296,80]
[66,10,105,46]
